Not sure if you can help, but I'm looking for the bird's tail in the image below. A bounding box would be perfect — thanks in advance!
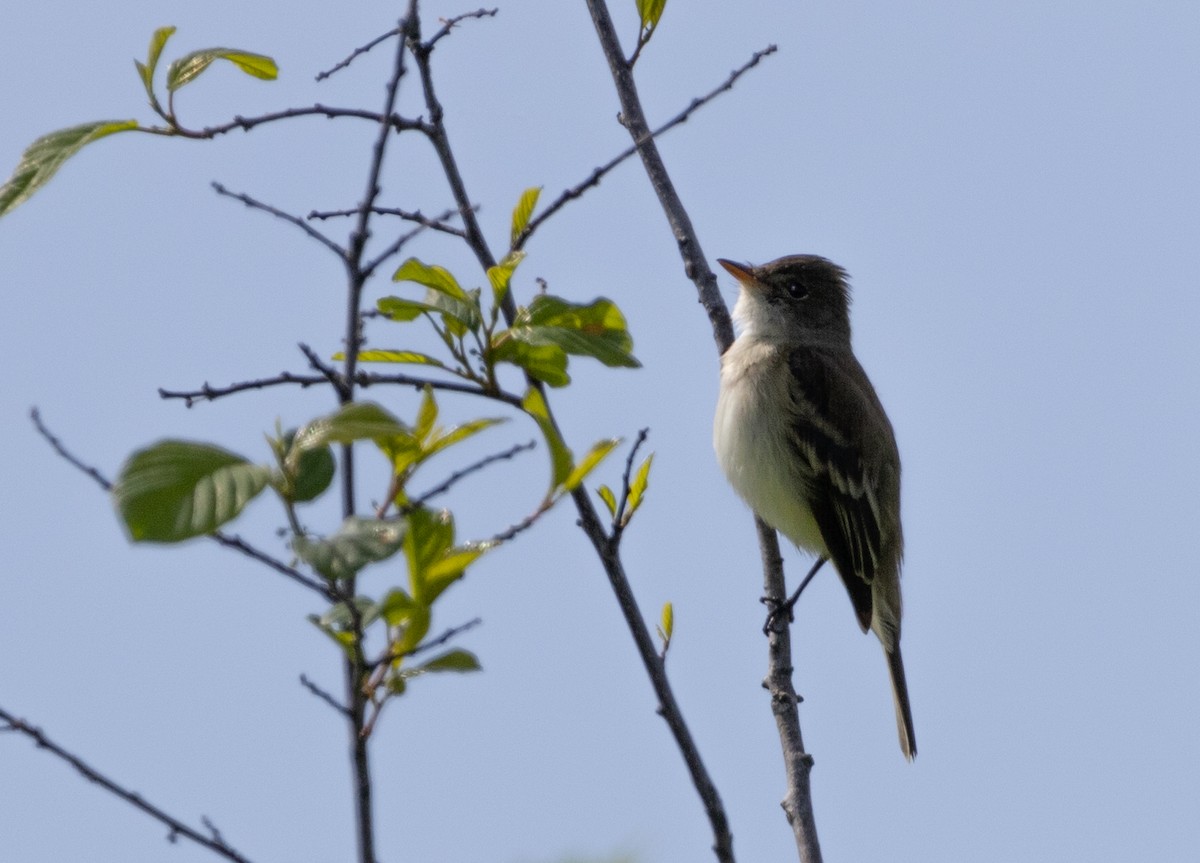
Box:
[886,645,917,760]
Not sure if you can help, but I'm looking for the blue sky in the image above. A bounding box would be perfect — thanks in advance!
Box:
[2,2,1198,861]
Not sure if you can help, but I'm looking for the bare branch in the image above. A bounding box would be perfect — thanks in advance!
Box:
[409,440,536,509]
[210,532,333,599]
[362,205,465,278]
[300,674,353,717]
[211,183,347,260]
[424,8,499,50]
[403,617,483,658]
[316,27,403,81]
[30,408,112,491]
[514,45,778,253]
[159,373,330,406]
[0,705,256,863]
[190,105,429,139]
[307,205,471,242]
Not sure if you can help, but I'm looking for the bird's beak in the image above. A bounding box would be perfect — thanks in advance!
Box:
[717,259,756,285]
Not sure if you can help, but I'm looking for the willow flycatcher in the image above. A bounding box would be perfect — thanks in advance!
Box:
[713,254,916,759]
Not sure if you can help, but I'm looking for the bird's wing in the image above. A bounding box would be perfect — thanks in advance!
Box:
[786,345,896,632]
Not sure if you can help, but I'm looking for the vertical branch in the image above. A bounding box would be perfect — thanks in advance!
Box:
[756,521,823,863]
[410,11,735,863]
[337,7,418,863]
[582,1,822,860]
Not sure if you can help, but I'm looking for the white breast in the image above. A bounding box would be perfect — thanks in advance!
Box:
[714,337,827,555]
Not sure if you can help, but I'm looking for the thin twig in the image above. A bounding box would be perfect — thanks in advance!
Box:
[486,500,552,545]
[187,105,429,139]
[211,183,347,260]
[0,706,256,863]
[612,427,650,536]
[30,408,112,491]
[210,532,333,599]
[367,617,484,671]
[307,205,470,242]
[300,674,353,717]
[31,409,334,600]
[159,373,330,406]
[514,45,778,253]
[409,440,536,509]
[425,8,499,50]
[362,205,464,278]
[316,28,402,81]
[299,342,348,399]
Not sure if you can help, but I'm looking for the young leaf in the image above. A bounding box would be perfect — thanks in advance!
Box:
[414,386,438,443]
[416,649,482,674]
[288,402,412,470]
[392,258,468,300]
[597,484,618,518]
[487,250,525,308]
[423,545,489,603]
[422,417,507,461]
[405,507,455,602]
[136,25,177,97]
[292,518,406,582]
[637,0,668,31]
[516,295,641,368]
[0,120,140,219]
[490,339,570,387]
[377,588,418,627]
[166,48,278,92]
[113,440,269,542]
[522,387,573,490]
[510,186,542,246]
[350,349,446,368]
[657,601,674,645]
[623,453,654,525]
[562,438,620,493]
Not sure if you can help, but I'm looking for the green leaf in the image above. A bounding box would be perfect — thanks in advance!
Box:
[490,338,569,387]
[658,601,674,643]
[522,387,573,490]
[597,484,617,518]
[288,402,412,470]
[290,443,336,503]
[422,417,507,461]
[166,48,278,92]
[0,120,140,219]
[377,588,418,627]
[392,604,431,656]
[292,517,406,582]
[405,507,455,602]
[562,438,620,493]
[417,649,481,674]
[379,293,479,338]
[424,545,488,602]
[524,294,641,368]
[510,187,542,246]
[113,440,269,542]
[414,386,438,442]
[392,258,468,300]
[487,250,525,308]
[351,349,446,368]
[308,614,358,656]
[637,0,668,31]
[624,453,654,524]
[136,26,177,96]
[147,26,176,74]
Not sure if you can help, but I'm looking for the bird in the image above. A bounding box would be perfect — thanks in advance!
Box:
[713,254,916,759]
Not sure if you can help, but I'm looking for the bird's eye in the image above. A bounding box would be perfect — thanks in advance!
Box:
[786,282,808,299]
